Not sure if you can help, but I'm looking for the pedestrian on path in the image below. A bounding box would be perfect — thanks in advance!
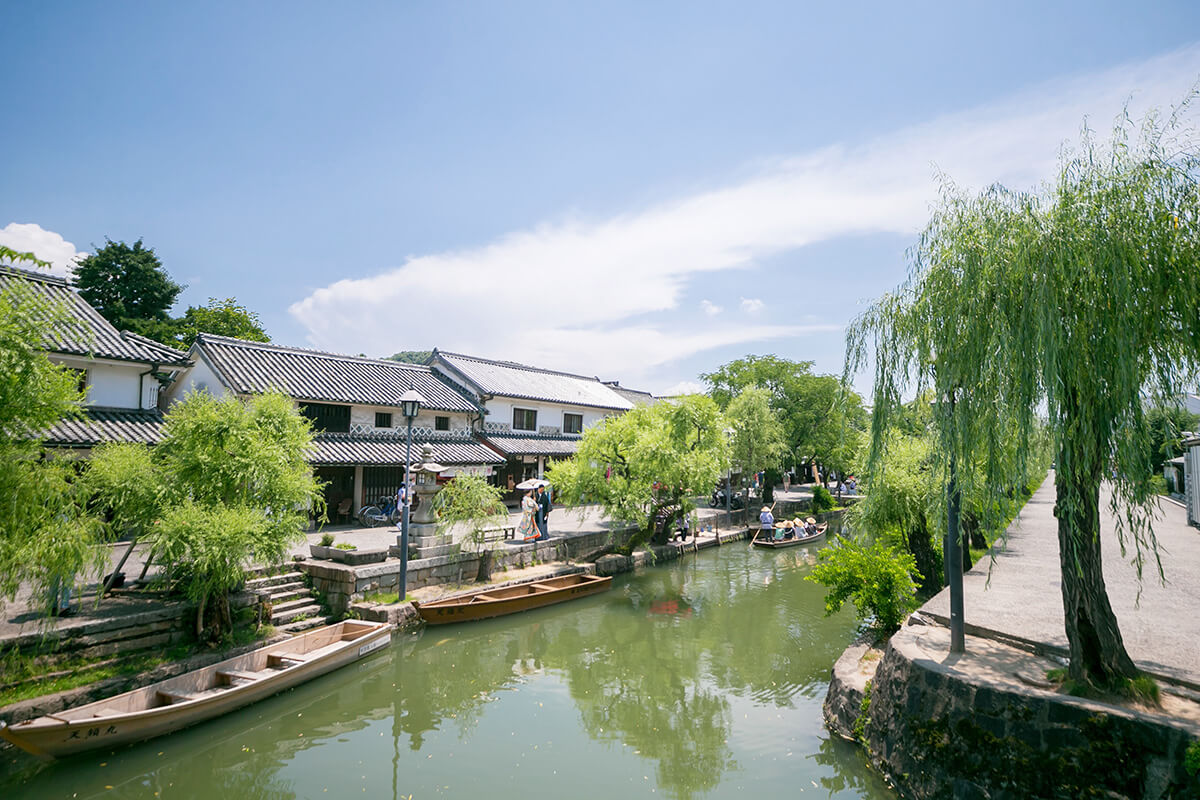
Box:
[518,489,539,541]
[536,484,552,540]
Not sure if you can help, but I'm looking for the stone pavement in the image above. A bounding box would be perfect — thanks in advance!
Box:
[922,472,1200,688]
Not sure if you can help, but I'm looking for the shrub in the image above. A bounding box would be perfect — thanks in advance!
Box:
[334,542,356,551]
[319,532,335,547]
[806,537,922,632]
[1185,739,1200,777]
[812,485,835,513]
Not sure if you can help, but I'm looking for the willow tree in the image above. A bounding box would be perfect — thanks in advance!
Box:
[846,105,1200,689]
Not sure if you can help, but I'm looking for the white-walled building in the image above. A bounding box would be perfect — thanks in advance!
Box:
[0,266,192,452]
[167,335,502,518]
[427,350,636,496]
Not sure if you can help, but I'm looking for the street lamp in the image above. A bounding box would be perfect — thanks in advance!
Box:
[934,390,965,654]
[399,389,426,599]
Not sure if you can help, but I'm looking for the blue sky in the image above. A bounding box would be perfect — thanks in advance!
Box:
[4,1,1200,396]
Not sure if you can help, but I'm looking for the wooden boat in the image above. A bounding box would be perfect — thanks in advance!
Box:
[751,523,827,549]
[413,573,612,625]
[0,619,391,760]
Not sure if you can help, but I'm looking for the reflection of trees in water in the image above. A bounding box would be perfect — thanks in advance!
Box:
[811,734,891,796]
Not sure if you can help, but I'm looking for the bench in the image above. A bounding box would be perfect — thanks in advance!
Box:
[479,526,517,542]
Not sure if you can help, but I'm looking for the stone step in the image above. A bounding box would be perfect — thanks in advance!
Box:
[276,615,334,635]
[411,534,452,547]
[267,585,307,604]
[414,543,460,559]
[246,572,305,591]
[272,597,318,616]
[271,603,322,626]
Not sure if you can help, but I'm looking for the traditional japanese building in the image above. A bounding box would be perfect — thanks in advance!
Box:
[167,335,502,519]
[0,265,192,453]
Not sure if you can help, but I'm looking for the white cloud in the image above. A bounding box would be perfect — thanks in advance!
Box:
[660,380,707,397]
[740,297,764,314]
[291,44,1200,389]
[700,299,723,316]
[0,223,86,277]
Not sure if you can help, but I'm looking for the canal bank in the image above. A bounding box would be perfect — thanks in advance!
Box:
[823,475,1200,798]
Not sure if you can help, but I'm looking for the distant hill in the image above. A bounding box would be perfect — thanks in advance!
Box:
[387,350,433,365]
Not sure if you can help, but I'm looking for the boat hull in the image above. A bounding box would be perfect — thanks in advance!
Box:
[751,526,826,549]
[0,620,391,759]
[413,574,612,625]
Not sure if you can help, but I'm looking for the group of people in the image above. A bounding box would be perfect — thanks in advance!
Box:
[518,484,553,541]
[759,505,822,540]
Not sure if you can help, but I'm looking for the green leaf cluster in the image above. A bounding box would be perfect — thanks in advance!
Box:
[806,536,921,632]
[432,473,509,548]
[547,395,729,546]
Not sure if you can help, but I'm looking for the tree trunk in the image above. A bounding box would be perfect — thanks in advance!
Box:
[905,513,943,596]
[1054,471,1138,686]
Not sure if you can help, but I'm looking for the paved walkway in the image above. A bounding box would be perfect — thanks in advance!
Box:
[922,472,1200,688]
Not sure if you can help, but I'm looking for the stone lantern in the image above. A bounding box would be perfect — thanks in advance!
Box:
[407,443,447,533]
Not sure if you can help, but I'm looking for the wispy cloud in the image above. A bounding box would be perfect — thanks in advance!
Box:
[0,223,86,277]
[700,299,723,316]
[291,45,1200,391]
[660,380,707,397]
[740,297,764,314]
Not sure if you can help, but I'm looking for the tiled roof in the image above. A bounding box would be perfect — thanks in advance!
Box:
[42,407,166,447]
[603,382,657,407]
[482,433,582,457]
[196,335,478,413]
[434,351,633,411]
[0,266,190,366]
[311,433,504,467]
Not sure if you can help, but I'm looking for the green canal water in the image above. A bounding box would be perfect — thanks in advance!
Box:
[2,542,894,799]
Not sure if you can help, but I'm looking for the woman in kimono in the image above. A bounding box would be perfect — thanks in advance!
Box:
[518,489,539,541]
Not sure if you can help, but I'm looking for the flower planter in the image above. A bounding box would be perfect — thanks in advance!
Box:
[309,544,336,560]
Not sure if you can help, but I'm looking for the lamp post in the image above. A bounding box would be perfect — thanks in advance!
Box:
[935,389,965,654]
[398,389,426,600]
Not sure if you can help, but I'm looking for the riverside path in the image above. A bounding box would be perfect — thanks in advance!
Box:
[922,472,1200,688]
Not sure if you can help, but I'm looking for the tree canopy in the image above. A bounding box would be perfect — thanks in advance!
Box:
[548,395,729,547]
[725,386,785,482]
[846,104,1200,688]
[73,238,183,337]
[176,297,270,348]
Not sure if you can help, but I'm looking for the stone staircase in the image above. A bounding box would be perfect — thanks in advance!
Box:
[408,532,460,560]
[245,571,329,634]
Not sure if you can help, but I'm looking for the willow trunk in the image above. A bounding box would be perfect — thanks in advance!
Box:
[1053,469,1138,686]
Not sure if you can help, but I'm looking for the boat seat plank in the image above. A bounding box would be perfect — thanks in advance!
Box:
[217,669,262,684]
[470,594,499,602]
[267,653,308,667]
[528,583,556,591]
[156,689,197,704]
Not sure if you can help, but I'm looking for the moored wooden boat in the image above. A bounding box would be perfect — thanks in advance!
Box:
[0,619,391,759]
[751,523,827,549]
[413,573,612,625]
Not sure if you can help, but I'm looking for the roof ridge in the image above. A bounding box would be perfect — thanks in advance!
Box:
[0,264,71,286]
[437,350,606,383]
[197,333,436,372]
[120,330,190,360]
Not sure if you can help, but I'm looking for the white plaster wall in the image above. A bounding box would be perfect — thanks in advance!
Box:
[483,397,617,435]
[349,405,473,435]
[166,353,231,405]
[84,363,142,408]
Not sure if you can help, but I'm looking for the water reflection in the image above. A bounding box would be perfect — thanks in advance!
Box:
[3,539,890,800]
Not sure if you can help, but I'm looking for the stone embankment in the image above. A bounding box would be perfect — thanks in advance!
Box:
[825,620,1200,799]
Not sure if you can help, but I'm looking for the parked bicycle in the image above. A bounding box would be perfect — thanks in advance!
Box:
[357,495,410,527]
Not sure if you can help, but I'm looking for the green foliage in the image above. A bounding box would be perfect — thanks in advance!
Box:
[725,386,785,479]
[1149,475,1170,496]
[334,542,357,551]
[1145,404,1198,475]
[845,102,1200,686]
[73,238,182,332]
[433,473,509,548]
[176,297,269,348]
[319,532,335,547]
[811,485,834,513]
[853,680,872,742]
[549,395,729,546]
[1185,739,1200,777]
[806,537,921,632]
[89,390,322,637]
[0,251,109,614]
[388,350,433,364]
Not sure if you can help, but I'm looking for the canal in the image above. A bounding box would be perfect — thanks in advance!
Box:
[2,541,893,799]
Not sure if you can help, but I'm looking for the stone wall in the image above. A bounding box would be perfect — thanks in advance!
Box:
[826,623,1200,799]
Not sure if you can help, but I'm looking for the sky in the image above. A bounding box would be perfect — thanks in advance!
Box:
[3,1,1200,397]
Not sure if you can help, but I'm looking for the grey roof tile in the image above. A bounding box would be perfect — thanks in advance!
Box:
[435,351,633,410]
[481,433,582,456]
[196,334,478,412]
[42,407,166,447]
[0,266,190,366]
[311,433,503,466]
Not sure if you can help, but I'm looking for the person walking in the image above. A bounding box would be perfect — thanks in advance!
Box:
[518,489,539,541]
[535,484,552,540]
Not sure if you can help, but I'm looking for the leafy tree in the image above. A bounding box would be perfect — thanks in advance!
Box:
[0,247,106,614]
[388,350,433,364]
[432,474,509,581]
[548,395,729,547]
[89,390,322,638]
[701,354,813,409]
[846,106,1200,689]
[724,386,785,497]
[72,238,183,339]
[807,537,922,633]
[176,297,270,348]
[1145,404,1198,475]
